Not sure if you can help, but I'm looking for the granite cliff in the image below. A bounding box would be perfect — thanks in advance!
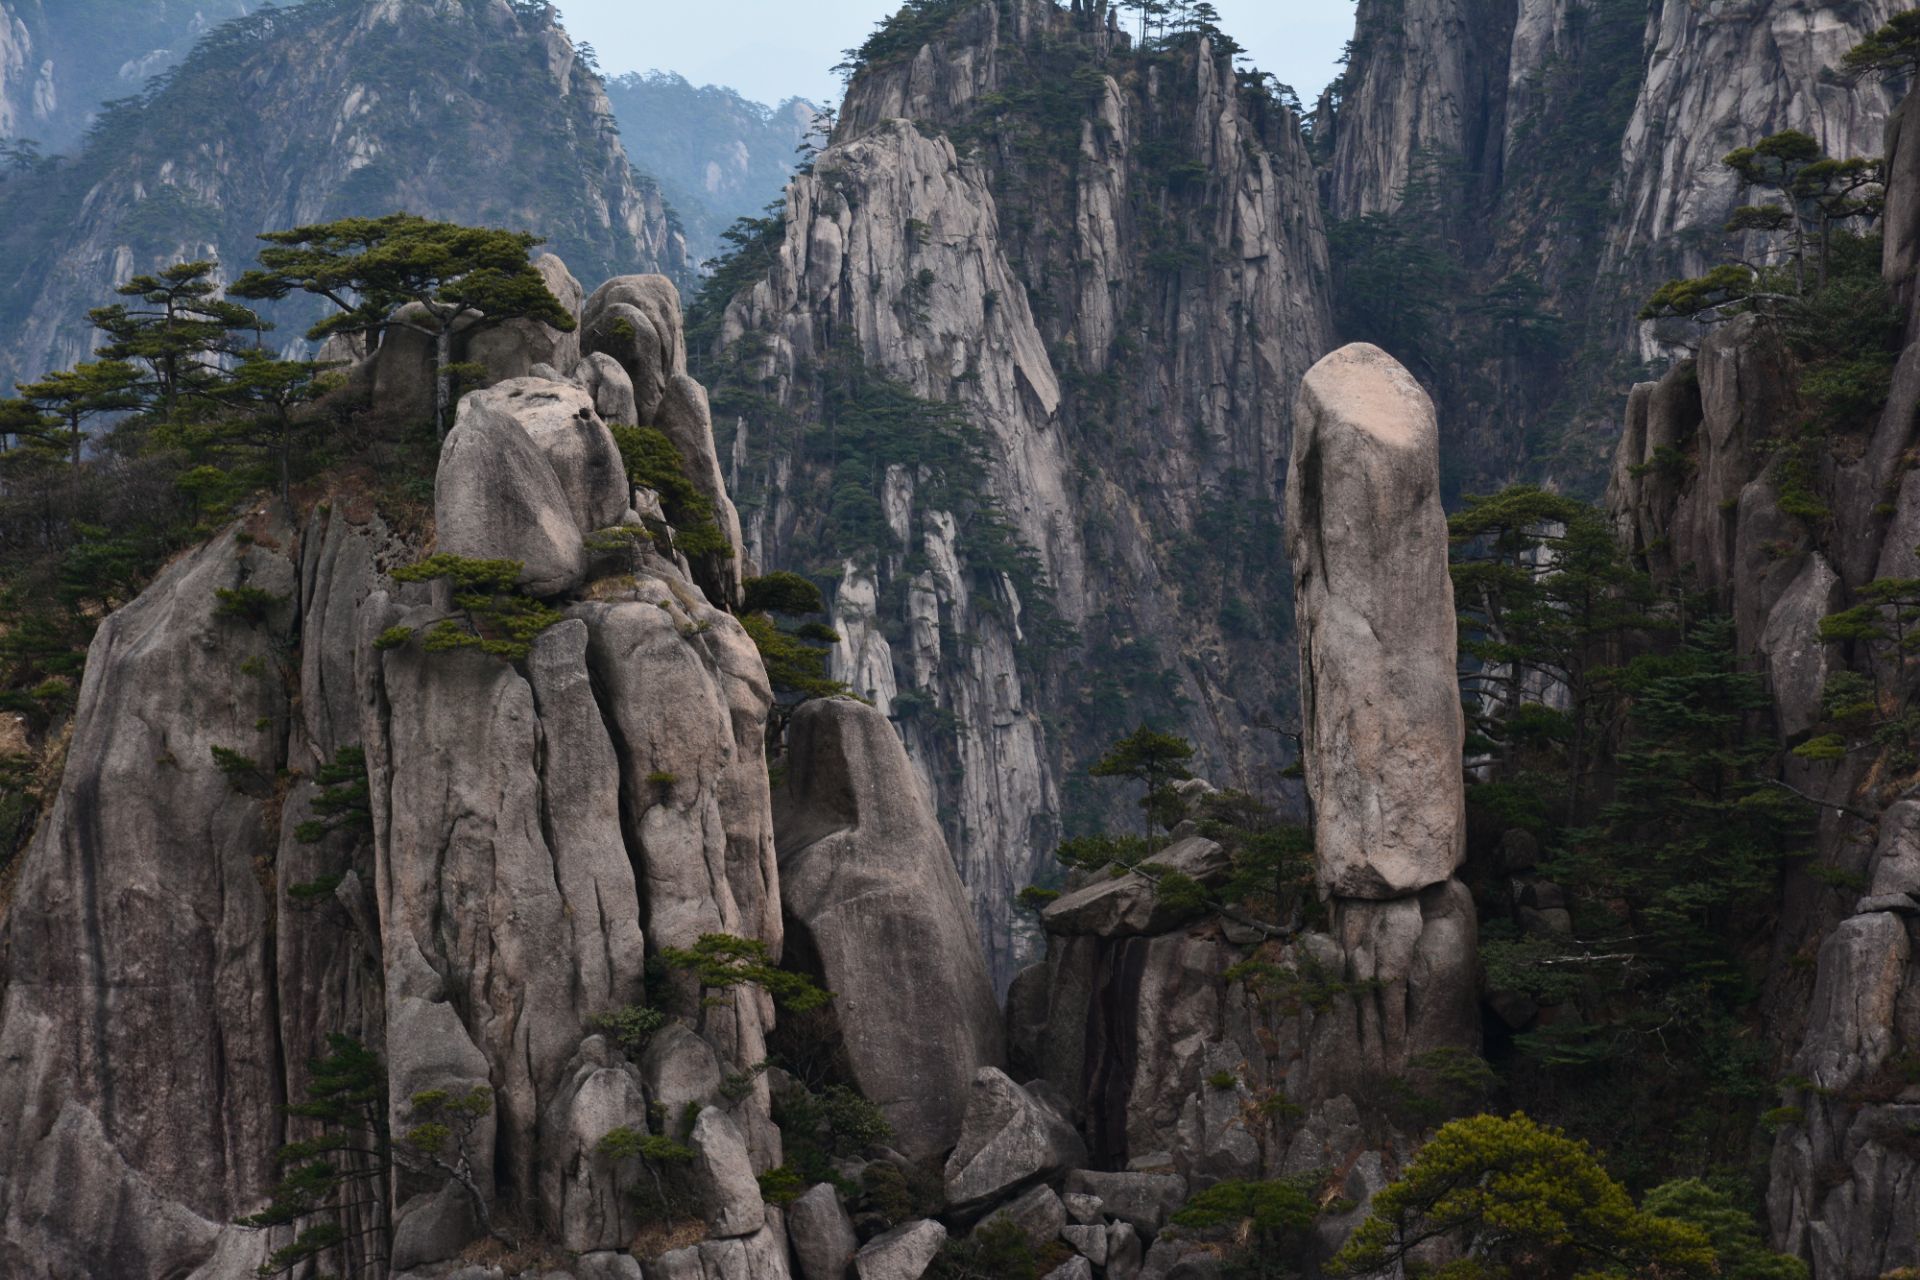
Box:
[706,0,1332,983]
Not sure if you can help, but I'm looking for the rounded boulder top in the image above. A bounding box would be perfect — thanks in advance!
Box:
[1297,342,1437,453]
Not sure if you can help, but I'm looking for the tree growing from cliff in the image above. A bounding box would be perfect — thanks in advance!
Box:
[88,261,267,414]
[1090,724,1195,841]
[158,350,341,504]
[231,213,576,437]
[403,1085,508,1244]
[1169,1175,1320,1279]
[738,571,846,744]
[660,932,832,1012]
[11,361,143,466]
[1724,131,1825,292]
[595,1123,698,1236]
[1802,574,1920,765]
[373,555,564,662]
[608,423,733,561]
[238,1034,391,1278]
[1642,132,1883,321]
[1840,10,1920,81]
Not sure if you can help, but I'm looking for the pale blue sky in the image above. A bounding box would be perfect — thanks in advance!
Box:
[557,1,1355,110]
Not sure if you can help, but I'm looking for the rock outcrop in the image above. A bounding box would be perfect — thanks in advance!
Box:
[774,697,1004,1159]
[1321,0,1901,492]
[435,382,597,595]
[785,1182,859,1280]
[942,1068,1087,1209]
[0,257,794,1279]
[585,274,748,607]
[1602,116,1920,1271]
[1286,343,1464,899]
[854,1220,946,1280]
[1039,836,1229,937]
[0,520,294,1278]
[1001,346,1477,1250]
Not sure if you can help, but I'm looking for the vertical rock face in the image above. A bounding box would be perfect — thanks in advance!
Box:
[1602,107,1920,1273]
[0,521,294,1279]
[1605,0,1897,323]
[775,697,1005,1159]
[715,0,1334,983]
[1324,0,1514,219]
[1321,0,1899,491]
[1286,343,1464,898]
[585,274,748,607]
[0,0,265,150]
[0,3,35,141]
[1009,342,1476,1207]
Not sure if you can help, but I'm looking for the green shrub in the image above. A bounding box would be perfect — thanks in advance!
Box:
[293,746,371,844]
[1016,885,1061,912]
[661,933,833,1012]
[589,1004,667,1056]
[756,1163,806,1205]
[210,744,267,793]
[213,585,286,625]
[608,424,731,559]
[385,555,563,661]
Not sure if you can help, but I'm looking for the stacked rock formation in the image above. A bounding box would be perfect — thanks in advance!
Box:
[997,342,1480,1276]
[1282,341,1480,1106]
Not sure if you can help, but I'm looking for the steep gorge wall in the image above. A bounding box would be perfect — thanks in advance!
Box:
[0,0,264,150]
[713,0,1334,983]
[0,266,785,1277]
[1323,0,1900,491]
[0,235,1035,1277]
[1602,89,1920,1278]
[1004,344,1478,1275]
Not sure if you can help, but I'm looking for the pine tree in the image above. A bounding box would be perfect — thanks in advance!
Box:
[1167,1175,1319,1279]
[88,261,266,413]
[1450,484,1653,817]
[232,214,576,437]
[1329,1113,1720,1279]
[12,361,142,465]
[1090,725,1196,841]
[238,1035,392,1279]
[1840,10,1920,81]
[172,350,339,503]
[1548,616,1805,1016]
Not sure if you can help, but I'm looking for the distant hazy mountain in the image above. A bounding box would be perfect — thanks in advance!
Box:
[604,70,818,262]
[0,0,265,150]
[0,0,688,390]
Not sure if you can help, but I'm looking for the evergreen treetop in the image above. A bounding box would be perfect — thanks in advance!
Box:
[232,213,575,436]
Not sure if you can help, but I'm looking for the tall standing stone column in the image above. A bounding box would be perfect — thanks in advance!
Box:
[1284,343,1477,1091]
[1286,342,1466,900]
